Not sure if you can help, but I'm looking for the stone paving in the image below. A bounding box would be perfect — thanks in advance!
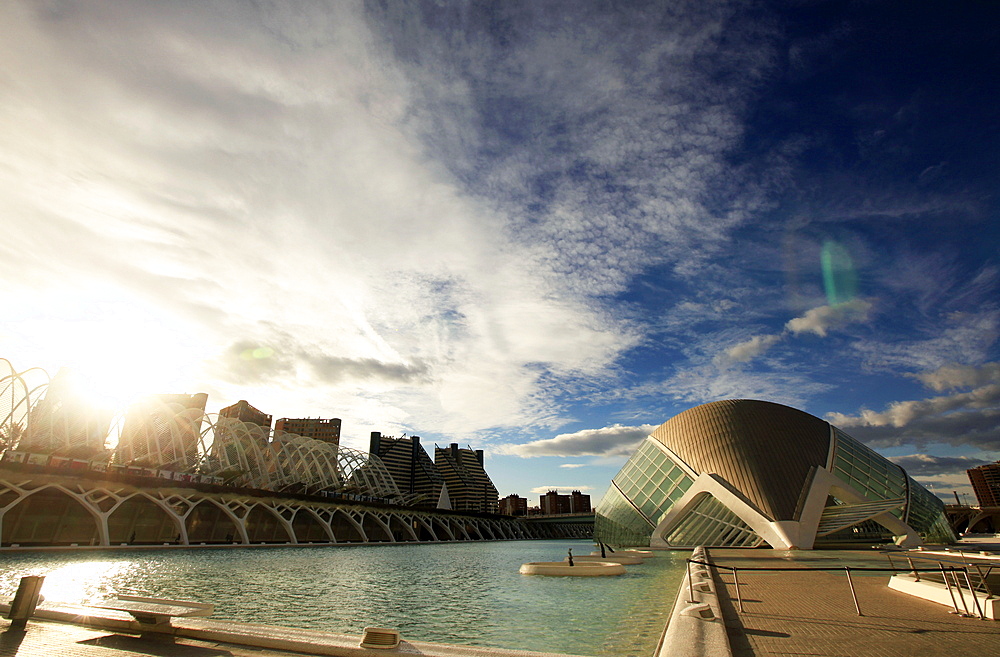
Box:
[706,548,1000,657]
[0,617,308,657]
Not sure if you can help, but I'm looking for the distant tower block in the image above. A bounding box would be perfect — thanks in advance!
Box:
[117,392,209,469]
[369,432,445,509]
[274,417,342,446]
[435,443,498,514]
[968,461,1000,507]
[219,400,272,435]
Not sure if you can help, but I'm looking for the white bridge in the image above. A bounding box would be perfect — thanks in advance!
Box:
[0,465,539,547]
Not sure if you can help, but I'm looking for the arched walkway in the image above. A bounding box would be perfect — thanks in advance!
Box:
[245,505,293,543]
[186,500,241,544]
[108,494,180,544]
[293,509,334,543]
[2,487,100,546]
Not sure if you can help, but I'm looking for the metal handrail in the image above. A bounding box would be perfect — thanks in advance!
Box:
[884,552,996,598]
[686,557,992,620]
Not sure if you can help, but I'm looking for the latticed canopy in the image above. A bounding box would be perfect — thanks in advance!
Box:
[0,360,401,501]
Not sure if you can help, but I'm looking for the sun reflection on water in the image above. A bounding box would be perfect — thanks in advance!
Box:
[0,543,686,657]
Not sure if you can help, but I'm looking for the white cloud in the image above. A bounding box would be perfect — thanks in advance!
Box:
[3,2,672,441]
[529,485,597,495]
[888,453,993,477]
[502,424,657,458]
[827,361,1000,451]
[714,299,873,366]
[914,362,1000,392]
[721,333,783,363]
[854,310,1000,374]
[784,299,872,337]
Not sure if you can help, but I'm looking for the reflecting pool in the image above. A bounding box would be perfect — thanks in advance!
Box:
[0,540,686,657]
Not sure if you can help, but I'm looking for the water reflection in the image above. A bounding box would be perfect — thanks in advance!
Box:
[1,541,685,656]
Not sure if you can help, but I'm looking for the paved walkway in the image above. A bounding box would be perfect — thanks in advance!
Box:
[706,549,1000,657]
[0,618,308,657]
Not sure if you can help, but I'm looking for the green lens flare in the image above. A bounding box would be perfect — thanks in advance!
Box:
[821,240,857,306]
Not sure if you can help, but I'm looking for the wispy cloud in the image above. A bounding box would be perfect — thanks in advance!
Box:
[717,299,872,365]
[887,453,993,477]
[502,424,657,458]
[827,362,1000,450]
[529,485,596,495]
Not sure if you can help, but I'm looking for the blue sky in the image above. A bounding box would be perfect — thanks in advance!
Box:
[2,1,998,505]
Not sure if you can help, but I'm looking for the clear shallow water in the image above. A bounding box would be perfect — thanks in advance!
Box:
[0,540,685,657]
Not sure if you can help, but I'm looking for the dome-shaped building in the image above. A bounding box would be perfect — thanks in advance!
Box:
[594,399,955,549]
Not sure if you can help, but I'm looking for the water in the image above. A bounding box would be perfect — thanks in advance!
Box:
[0,540,685,657]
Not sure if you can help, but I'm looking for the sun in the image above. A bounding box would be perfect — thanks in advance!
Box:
[12,288,210,414]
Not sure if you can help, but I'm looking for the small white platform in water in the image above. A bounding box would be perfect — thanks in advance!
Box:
[520,561,626,576]
[573,554,644,565]
[617,549,655,558]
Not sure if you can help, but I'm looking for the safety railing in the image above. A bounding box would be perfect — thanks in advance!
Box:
[882,551,996,617]
[686,556,994,620]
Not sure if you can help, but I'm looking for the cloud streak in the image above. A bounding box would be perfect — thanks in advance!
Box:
[827,362,1000,450]
[718,299,873,365]
[503,424,657,458]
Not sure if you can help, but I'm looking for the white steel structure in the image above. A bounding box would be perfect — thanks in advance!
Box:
[595,399,956,550]
[0,359,400,501]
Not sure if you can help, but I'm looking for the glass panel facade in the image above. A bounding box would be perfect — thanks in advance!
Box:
[815,518,895,545]
[592,483,656,546]
[662,493,762,548]
[594,438,695,546]
[831,428,907,517]
[829,427,956,544]
[905,475,957,543]
[610,439,695,524]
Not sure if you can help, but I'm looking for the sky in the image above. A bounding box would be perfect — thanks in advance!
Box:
[2,1,999,506]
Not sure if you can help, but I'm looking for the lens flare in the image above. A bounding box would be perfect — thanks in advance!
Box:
[821,240,857,305]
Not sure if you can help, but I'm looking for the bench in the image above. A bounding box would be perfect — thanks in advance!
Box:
[94,595,213,641]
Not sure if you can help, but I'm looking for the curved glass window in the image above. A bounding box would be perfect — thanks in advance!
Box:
[831,428,907,516]
[662,493,761,548]
[905,475,957,543]
[594,437,694,546]
[593,483,656,546]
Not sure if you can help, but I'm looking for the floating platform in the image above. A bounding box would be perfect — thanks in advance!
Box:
[572,554,644,565]
[519,561,626,576]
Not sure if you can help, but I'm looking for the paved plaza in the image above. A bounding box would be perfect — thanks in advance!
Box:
[707,548,1000,657]
[0,618,311,657]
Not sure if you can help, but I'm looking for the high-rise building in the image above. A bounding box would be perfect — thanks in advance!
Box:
[18,368,113,459]
[499,494,528,516]
[539,490,592,515]
[369,432,445,508]
[434,443,498,514]
[219,400,272,436]
[274,417,341,446]
[116,392,209,470]
[968,462,1000,507]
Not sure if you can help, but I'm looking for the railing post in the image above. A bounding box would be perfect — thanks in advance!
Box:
[906,556,920,581]
[949,567,972,617]
[844,567,862,616]
[940,564,962,614]
[972,563,993,596]
[961,568,985,620]
[733,567,744,613]
[686,560,695,603]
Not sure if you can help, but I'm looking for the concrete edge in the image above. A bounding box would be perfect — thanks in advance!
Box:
[655,547,733,657]
[888,574,998,620]
[0,602,592,657]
